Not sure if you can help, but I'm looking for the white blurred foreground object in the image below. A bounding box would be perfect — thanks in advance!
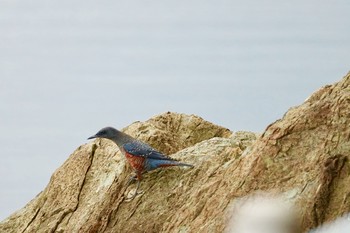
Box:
[308,214,350,233]
[226,193,300,233]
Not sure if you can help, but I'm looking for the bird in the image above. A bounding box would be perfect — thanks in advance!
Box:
[88,127,193,199]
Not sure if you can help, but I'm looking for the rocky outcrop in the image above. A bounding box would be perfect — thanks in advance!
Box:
[123,113,232,154]
[1,73,350,233]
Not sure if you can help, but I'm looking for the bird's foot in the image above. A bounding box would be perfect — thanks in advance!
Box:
[125,180,141,201]
[125,190,144,202]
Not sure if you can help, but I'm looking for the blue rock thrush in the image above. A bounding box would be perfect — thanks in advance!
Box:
[88,127,193,199]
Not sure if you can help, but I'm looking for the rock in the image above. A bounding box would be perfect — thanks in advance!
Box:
[1,73,350,233]
[0,112,234,233]
[123,112,232,154]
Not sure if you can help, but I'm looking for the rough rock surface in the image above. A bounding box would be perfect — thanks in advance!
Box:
[1,73,350,233]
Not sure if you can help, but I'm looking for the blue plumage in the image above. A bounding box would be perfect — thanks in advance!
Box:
[123,141,175,160]
[144,159,191,171]
[88,126,193,200]
[123,141,192,171]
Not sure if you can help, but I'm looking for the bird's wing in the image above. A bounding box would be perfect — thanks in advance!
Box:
[123,142,174,160]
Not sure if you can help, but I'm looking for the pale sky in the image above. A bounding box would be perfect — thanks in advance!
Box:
[0,0,349,220]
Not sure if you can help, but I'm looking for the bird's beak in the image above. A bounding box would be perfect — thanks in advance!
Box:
[87,135,96,140]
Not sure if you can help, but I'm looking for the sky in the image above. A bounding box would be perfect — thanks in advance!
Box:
[0,0,350,220]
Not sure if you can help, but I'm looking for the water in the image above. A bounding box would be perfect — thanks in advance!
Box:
[0,0,349,220]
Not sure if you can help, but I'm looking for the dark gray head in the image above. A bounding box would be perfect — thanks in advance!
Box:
[88,127,120,140]
[88,126,133,146]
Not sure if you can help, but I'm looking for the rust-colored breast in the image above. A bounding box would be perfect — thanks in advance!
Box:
[124,152,146,172]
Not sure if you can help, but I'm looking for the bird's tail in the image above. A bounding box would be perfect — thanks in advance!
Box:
[172,162,194,168]
[147,159,194,170]
[159,160,194,168]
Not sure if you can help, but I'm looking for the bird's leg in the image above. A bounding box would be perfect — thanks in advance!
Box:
[125,171,143,200]
[125,174,137,187]
[128,180,140,200]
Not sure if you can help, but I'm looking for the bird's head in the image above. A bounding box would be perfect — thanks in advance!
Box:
[88,127,119,140]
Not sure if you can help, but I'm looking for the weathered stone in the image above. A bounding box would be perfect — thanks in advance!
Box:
[1,72,350,233]
[123,112,232,154]
[0,112,234,233]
